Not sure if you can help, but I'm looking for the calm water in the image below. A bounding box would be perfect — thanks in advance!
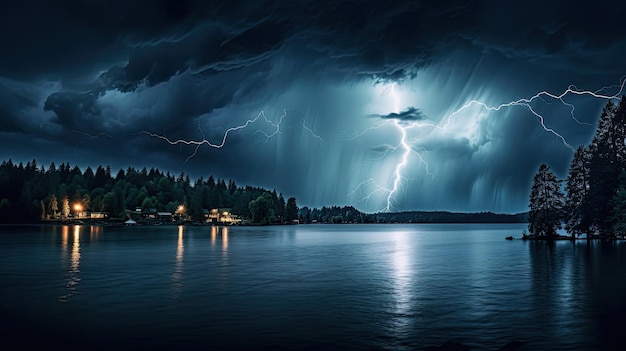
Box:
[1,223,626,350]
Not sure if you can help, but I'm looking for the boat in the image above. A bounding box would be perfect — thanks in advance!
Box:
[505,236,514,240]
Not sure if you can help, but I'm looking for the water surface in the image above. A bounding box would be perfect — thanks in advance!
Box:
[1,223,625,350]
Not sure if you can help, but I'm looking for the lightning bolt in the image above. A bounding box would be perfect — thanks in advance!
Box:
[386,119,410,212]
[302,119,325,143]
[182,123,207,165]
[346,178,391,211]
[140,109,287,148]
[441,78,626,150]
[139,109,288,163]
[348,84,436,212]
[70,130,114,156]
[343,120,393,141]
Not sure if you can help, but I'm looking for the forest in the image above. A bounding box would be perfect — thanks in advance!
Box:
[0,159,381,224]
[0,161,301,224]
[528,96,626,240]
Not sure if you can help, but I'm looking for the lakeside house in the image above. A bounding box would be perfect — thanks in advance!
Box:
[157,212,173,222]
[90,212,108,219]
[207,208,241,224]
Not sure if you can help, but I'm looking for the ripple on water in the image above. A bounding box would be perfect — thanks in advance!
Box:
[1,224,626,350]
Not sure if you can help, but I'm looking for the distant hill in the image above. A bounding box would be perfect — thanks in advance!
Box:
[374,211,528,223]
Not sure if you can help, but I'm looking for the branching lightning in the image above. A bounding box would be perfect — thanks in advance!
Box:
[441,79,626,150]
[138,108,330,166]
[349,84,435,212]
[70,130,114,156]
[183,123,207,165]
[71,108,328,171]
[344,120,392,141]
[140,109,288,149]
[138,109,290,164]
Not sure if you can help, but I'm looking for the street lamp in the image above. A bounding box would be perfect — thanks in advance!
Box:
[176,205,186,221]
[73,204,82,218]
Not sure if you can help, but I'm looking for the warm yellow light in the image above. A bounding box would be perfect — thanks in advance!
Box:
[73,204,82,211]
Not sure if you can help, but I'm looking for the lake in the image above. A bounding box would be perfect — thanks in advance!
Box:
[1,223,625,350]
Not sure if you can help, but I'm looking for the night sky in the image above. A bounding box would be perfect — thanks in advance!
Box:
[1,0,625,213]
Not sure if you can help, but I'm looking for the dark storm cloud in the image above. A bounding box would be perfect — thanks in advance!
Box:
[0,1,479,83]
[2,0,624,83]
[44,91,101,131]
[467,2,626,74]
[372,107,428,121]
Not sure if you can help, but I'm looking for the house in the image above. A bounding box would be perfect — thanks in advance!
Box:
[157,212,173,222]
[208,208,241,224]
[90,212,108,219]
[142,208,158,219]
[208,208,220,222]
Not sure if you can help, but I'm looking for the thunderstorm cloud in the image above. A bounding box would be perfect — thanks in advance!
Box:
[1,0,626,213]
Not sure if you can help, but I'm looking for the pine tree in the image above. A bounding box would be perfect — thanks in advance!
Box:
[564,146,591,238]
[610,170,626,236]
[277,193,286,222]
[528,164,564,238]
[286,197,299,222]
[588,100,625,238]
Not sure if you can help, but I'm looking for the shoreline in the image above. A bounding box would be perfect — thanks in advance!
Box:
[5,220,528,227]
[506,234,626,241]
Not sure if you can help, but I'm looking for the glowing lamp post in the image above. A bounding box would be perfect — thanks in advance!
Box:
[176,205,186,221]
[73,204,83,218]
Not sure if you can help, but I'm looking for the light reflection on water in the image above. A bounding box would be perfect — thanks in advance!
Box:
[389,231,414,343]
[2,223,626,350]
[58,225,82,302]
[171,225,184,299]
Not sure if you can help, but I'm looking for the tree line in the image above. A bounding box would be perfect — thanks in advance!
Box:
[528,97,626,239]
[375,211,527,223]
[0,160,298,224]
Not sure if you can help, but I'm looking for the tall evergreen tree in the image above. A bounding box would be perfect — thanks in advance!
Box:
[286,197,299,222]
[588,100,625,238]
[277,193,286,222]
[610,170,626,236]
[564,146,592,238]
[528,164,564,238]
